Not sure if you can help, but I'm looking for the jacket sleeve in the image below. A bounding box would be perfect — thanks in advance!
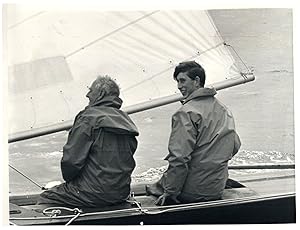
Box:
[232,132,241,157]
[163,110,198,196]
[61,118,93,182]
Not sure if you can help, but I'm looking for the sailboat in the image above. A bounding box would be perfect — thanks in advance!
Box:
[5,5,295,225]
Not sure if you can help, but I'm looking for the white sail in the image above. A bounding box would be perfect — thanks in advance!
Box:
[5,5,252,138]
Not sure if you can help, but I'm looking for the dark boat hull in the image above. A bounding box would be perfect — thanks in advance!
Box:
[74,194,296,225]
[9,178,296,225]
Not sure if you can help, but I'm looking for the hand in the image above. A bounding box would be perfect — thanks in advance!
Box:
[154,193,180,206]
[155,193,169,206]
[44,181,62,189]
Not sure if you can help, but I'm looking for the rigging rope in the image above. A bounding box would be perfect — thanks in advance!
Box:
[126,198,148,214]
[224,43,252,74]
[205,11,252,76]
[8,164,45,190]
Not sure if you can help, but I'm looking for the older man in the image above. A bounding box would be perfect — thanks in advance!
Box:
[37,76,139,208]
[146,61,241,205]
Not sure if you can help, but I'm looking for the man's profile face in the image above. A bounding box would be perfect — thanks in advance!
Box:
[86,81,100,105]
[176,72,198,99]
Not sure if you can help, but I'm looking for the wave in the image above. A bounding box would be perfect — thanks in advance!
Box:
[267,69,292,73]
[9,149,295,189]
[132,149,295,183]
[229,150,294,165]
[9,150,62,160]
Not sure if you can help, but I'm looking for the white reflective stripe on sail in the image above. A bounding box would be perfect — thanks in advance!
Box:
[6,7,243,135]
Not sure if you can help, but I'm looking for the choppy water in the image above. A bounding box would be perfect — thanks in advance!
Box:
[8,8,295,195]
[8,130,295,195]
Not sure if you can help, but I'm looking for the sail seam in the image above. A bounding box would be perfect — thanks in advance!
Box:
[65,11,160,59]
[7,11,46,30]
[123,42,225,92]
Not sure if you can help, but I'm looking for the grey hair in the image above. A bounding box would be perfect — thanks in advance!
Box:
[93,75,120,96]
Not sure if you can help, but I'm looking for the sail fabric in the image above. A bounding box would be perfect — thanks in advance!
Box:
[5,6,244,135]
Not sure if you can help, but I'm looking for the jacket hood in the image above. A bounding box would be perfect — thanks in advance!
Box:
[81,95,139,136]
[88,94,123,109]
[183,87,217,104]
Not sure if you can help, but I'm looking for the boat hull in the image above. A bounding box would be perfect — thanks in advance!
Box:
[71,194,297,225]
[9,179,296,225]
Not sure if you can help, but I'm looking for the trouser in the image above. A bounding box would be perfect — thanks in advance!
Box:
[178,192,221,203]
[36,183,124,208]
[145,179,221,205]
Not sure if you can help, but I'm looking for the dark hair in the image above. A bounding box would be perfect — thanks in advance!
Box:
[173,61,206,87]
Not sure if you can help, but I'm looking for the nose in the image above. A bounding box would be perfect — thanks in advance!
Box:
[177,82,182,89]
[86,90,91,98]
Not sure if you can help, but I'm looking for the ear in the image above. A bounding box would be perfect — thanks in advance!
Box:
[194,76,201,87]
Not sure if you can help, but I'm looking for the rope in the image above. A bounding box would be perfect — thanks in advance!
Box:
[43,206,81,216]
[11,193,295,223]
[126,192,148,214]
[8,164,46,190]
[206,11,252,76]
[65,212,82,226]
[43,207,83,225]
[9,221,18,226]
[224,43,252,74]
[126,199,148,214]
[137,193,296,215]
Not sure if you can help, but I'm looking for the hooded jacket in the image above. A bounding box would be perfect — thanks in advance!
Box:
[38,95,139,207]
[157,87,241,202]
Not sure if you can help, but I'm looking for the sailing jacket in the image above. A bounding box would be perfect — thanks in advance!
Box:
[38,95,139,207]
[158,87,241,202]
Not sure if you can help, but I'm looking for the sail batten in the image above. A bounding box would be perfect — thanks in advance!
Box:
[5,7,253,137]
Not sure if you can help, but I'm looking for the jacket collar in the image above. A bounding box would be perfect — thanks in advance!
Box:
[183,87,217,104]
[88,95,123,109]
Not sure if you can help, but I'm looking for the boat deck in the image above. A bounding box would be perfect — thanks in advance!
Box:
[230,169,295,195]
[9,172,296,225]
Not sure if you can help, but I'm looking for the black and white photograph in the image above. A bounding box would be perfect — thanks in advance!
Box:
[1,0,297,226]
